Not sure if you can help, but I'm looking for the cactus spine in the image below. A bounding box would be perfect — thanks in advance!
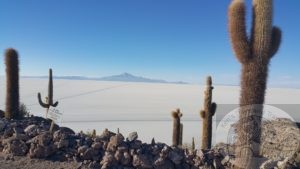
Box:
[228,0,281,168]
[38,69,59,117]
[5,49,20,119]
[200,76,216,150]
[171,108,182,146]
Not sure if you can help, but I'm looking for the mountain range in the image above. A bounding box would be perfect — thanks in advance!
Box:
[22,73,188,84]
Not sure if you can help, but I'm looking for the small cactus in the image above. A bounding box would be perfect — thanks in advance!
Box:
[92,129,96,138]
[171,108,182,146]
[192,137,195,150]
[37,68,58,117]
[200,76,217,150]
[5,48,20,119]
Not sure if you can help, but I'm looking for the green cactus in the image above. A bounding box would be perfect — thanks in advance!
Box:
[5,48,20,119]
[38,69,58,117]
[228,0,281,168]
[171,108,182,146]
[200,76,216,150]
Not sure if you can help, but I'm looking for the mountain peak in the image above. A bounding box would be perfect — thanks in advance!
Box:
[99,73,166,83]
[121,72,133,77]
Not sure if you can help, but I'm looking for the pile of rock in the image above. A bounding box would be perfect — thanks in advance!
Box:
[0,116,299,169]
[214,118,300,169]
[0,116,229,169]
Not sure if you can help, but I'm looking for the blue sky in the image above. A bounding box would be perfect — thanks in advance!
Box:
[0,0,299,87]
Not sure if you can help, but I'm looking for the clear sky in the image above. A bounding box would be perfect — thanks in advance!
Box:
[0,0,299,87]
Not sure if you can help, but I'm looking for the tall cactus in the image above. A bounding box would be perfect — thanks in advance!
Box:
[38,68,59,117]
[5,48,20,119]
[200,76,217,150]
[228,0,281,168]
[171,108,182,146]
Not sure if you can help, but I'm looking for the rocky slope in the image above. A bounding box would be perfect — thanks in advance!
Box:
[0,116,299,169]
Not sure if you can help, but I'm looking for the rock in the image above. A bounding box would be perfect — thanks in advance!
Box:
[82,148,94,160]
[122,151,132,166]
[168,149,184,165]
[106,133,124,152]
[2,138,28,156]
[260,159,277,169]
[127,132,138,142]
[78,145,89,155]
[277,157,297,169]
[36,132,52,146]
[59,127,75,135]
[0,119,6,131]
[99,129,115,142]
[3,127,14,138]
[100,152,116,168]
[56,139,69,149]
[132,154,153,169]
[129,140,143,150]
[221,155,230,166]
[24,124,38,134]
[91,142,103,150]
[88,161,100,169]
[154,157,175,169]
[0,110,4,118]
[29,143,56,158]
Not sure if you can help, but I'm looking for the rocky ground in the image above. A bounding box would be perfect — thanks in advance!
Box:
[0,116,299,169]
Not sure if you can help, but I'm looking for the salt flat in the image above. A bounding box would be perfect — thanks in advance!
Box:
[0,78,299,147]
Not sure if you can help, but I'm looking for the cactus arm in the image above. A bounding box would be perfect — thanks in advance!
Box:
[37,93,49,108]
[269,26,282,58]
[251,0,273,61]
[51,101,59,107]
[211,102,217,116]
[228,0,251,64]
[200,110,206,118]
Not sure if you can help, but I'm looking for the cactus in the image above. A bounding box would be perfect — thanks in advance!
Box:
[228,0,281,168]
[192,137,195,150]
[92,129,96,138]
[38,69,59,117]
[200,76,216,150]
[151,138,155,145]
[171,108,182,146]
[5,48,20,119]
[179,123,183,146]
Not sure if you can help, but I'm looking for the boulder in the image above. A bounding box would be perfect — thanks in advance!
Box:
[106,133,124,152]
[2,138,28,156]
[127,132,138,142]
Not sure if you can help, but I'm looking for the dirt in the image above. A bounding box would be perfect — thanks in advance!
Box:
[0,152,79,169]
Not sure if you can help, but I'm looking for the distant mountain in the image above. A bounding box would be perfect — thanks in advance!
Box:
[22,73,188,84]
[98,73,167,83]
